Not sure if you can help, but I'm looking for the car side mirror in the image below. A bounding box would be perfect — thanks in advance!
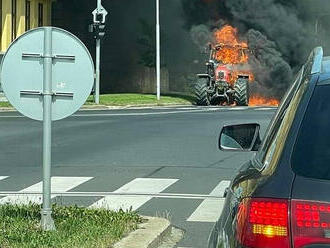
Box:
[219,123,261,152]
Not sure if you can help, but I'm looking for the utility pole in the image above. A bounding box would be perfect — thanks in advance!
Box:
[90,0,108,104]
[156,0,160,101]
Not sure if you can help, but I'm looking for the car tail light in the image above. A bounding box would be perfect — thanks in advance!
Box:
[292,200,330,248]
[237,198,290,248]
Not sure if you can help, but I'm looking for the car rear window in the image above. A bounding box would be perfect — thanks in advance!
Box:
[292,84,330,180]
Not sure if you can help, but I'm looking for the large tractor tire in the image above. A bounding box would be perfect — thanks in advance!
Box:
[194,78,210,106]
[234,78,249,106]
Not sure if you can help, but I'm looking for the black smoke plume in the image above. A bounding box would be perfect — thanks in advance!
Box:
[182,0,320,98]
[247,30,292,98]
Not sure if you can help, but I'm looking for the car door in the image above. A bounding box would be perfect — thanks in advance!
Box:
[221,66,305,248]
[289,79,330,248]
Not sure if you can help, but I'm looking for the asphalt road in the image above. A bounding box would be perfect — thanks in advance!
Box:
[0,106,276,247]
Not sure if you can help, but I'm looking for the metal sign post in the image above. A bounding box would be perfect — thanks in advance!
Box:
[91,0,108,104]
[41,27,55,230]
[156,0,161,101]
[1,27,95,231]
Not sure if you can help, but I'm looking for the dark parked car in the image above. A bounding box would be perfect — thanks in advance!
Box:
[208,47,330,248]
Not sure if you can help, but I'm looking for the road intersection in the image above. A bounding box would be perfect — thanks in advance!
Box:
[0,106,276,247]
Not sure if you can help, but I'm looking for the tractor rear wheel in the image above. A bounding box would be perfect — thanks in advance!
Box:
[234,78,249,106]
[194,78,210,106]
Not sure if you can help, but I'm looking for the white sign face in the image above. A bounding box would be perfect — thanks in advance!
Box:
[1,27,95,121]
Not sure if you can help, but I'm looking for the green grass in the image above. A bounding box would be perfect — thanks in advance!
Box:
[0,101,11,108]
[86,93,194,106]
[0,204,142,248]
[0,93,194,109]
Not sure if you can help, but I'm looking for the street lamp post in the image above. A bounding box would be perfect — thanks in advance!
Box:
[156,0,160,101]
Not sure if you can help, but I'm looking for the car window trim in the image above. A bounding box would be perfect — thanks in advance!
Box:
[254,67,304,169]
[261,79,309,175]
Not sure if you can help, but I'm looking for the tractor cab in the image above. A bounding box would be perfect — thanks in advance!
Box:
[215,65,231,83]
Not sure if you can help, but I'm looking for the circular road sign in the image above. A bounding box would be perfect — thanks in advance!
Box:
[1,27,94,121]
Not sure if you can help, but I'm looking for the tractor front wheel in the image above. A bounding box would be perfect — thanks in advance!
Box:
[194,78,210,106]
[234,78,249,106]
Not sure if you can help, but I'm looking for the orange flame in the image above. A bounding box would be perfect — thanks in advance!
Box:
[213,25,279,106]
[213,25,248,64]
[249,95,280,106]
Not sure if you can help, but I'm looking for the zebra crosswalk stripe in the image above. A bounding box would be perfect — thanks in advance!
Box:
[0,176,231,223]
[90,178,178,211]
[209,180,230,197]
[187,180,230,222]
[187,198,225,223]
[0,176,8,181]
[0,176,92,205]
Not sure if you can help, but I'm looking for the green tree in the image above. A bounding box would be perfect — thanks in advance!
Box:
[137,19,156,68]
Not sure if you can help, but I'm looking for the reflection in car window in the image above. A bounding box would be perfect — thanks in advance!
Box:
[262,79,307,174]
[263,136,276,168]
[292,84,330,180]
[221,134,243,149]
[222,124,257,150]
[256,67,304,168]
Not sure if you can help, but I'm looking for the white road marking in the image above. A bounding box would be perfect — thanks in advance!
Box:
[90,178,178,211]
[0,177,92,205]
[0,176,8,181]
[228,107,249,110]
[125,107,153,110]
[187,180,230,223]
[209,180,231,197]
[187,198,225,223]
[176,107,198,110]
[255,107,277,111]
[207,107,226,111]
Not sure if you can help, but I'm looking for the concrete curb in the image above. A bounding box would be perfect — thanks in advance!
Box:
[81,103,193,110]
[0,107,14,112]
[0,103,194,112]
[114,216,172,248]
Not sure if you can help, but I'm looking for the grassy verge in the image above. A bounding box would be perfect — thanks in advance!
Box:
[0,101,11,108]
[0,93,194,109]
[0,204,142,248]
[86,93,194,106]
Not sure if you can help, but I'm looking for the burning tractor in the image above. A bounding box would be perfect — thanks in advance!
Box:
[194,43,252,106]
